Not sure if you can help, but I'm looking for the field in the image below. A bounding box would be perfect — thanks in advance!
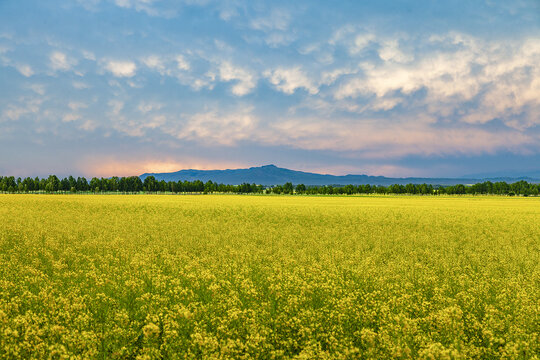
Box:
[0,195,538,359]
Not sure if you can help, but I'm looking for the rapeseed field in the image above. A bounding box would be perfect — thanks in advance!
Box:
[0,194,538,359]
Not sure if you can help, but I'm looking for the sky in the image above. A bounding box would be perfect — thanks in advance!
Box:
[0,0,539,178]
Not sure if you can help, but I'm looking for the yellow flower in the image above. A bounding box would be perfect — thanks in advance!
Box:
[142,323,160,338]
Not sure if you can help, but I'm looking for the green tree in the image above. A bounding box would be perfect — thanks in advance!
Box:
[283,182,294,194]
[143,176,157,192]
[46,175,60,192]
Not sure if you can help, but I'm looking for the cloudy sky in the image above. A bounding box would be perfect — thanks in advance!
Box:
[1,1,539,178]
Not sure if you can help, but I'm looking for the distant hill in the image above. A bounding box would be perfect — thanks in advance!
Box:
[140,164,540,186]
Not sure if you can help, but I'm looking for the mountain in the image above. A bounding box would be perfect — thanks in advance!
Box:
[140,164,540,186]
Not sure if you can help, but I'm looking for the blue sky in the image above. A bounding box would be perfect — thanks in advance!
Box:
[1,0,539,178]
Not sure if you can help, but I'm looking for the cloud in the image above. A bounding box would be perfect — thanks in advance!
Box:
[104,100,169,138]
[108,100,124,115]
[142,55,167,74]
[332,33,540,129]
[249,8,296,47]
[75,0,101,12]
[218,61,256,96]
[351,33,375,54]
[329,24,357,45]
[250,8,291,32]
[142,54,191,75]
[62,113,80,122]
[68,102,88,111]
[49,51,76,71]
[72,81,90,89]
[104,60,137,77]
[15,63,34,77]
[176,55,190,71]
[266,117,535,158]
[378,39,413,63]
[29,84,46,95]
[113,0,177,18]
[2,106,30,121]
[144,114,167,129]
[218,5,238,21]
[137,101,163,113]
[264,32,296,48]
[2,2,540,179]
[1,98,42,122]
[82,50,96,61]
[174,107,258,146]
[80,119,97,131]
[264,67,318,95]
[320,67,356,85]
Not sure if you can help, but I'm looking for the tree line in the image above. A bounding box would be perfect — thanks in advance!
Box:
[0,175,264,194]
[1,175,539,196]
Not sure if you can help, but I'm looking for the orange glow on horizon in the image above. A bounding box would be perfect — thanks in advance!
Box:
[79,158,247,178]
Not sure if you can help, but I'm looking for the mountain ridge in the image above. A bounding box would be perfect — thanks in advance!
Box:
[139,165,540,186]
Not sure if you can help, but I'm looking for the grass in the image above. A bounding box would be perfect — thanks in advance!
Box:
[0,194,538,359]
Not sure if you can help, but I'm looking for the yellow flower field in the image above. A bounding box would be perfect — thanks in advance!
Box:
[0,195,538,359]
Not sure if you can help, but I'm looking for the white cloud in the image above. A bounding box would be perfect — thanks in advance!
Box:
[73,81,90,89]
[250,8,291,32]
[176,55,190,71]
[68,102,88,111]
[113,0,177,18]
[1,98,42,122]
[219,6,238,21]
[137,101,163,113]
[142,55,166,74]
[145,114,166,129]
[62,113,80,122]
[108,100,124,115]
[266,117,534,158]
[29,84,45,95]
[141,54,190,77]
[264,67,318,95]
[15,63,34,77]
[320,67,356,85]
[264,32,296,48]
[288,97,362,117]
[49,51,76,71]
[249,8,297,47]
[127,79,143,88]
[332,34,540,129]
[378,39,412,63]
[218,62,256,96]
[351,33,375,54]
[175,107,257,146]
[189,74,215,90]
[2,106,29,121]
[80,119,97,131]
[82,50,96,61]
[104,60,137,77]
[76,0,101,12]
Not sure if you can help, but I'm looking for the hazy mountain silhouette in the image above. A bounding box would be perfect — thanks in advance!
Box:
[140,164,540,186]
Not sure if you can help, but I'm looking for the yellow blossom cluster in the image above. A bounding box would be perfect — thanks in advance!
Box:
[0,194,538,359]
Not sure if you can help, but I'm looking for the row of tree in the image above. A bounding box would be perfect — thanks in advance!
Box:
[1,175,539,196]
[0,175,265,194]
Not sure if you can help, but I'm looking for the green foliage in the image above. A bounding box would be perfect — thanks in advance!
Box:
[1,174,540,196]
[0,195,538,358]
